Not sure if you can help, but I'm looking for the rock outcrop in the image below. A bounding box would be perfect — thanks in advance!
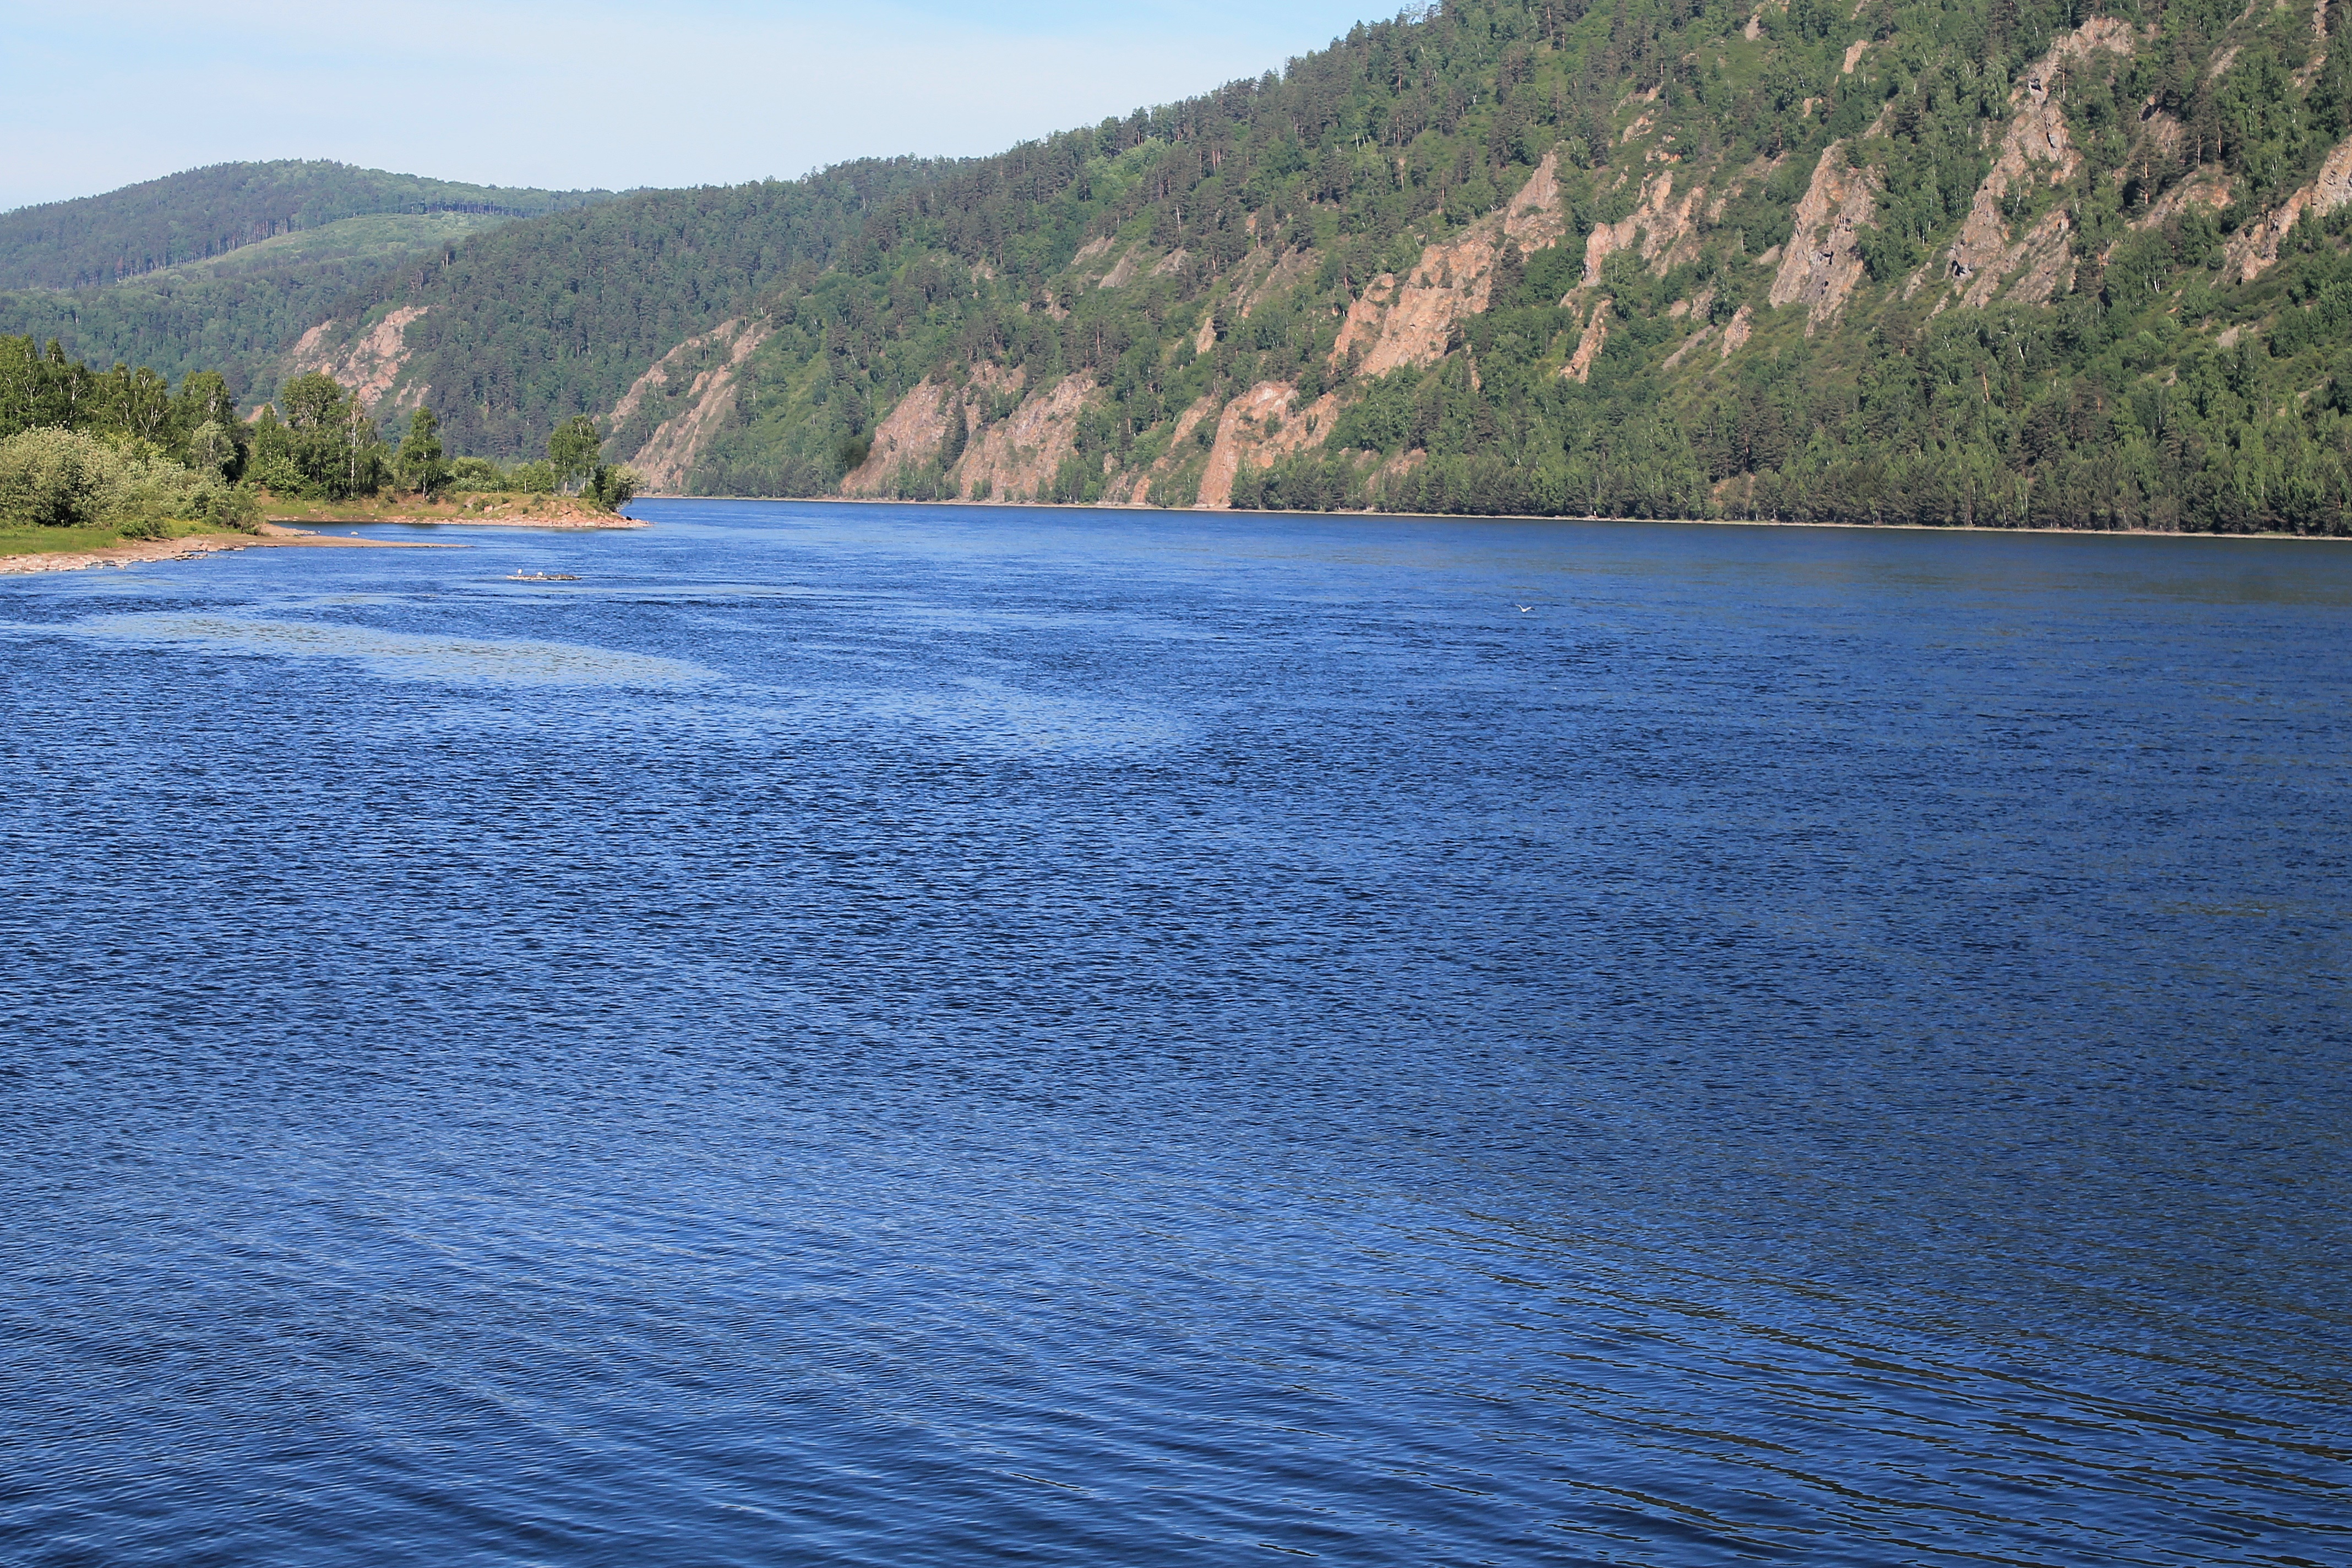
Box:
[1581,172,1706,286]
[1937,19,2138,306]
[620,318,771,494]
[1768,145,1881,332]
[282,306,428,411]
[1332,154,1568,378]
[841,379,955,495]
[1564,298,1613,382]
[2225,135,2352,282]
[952,371,1096,502]
[1196,380,1343,508]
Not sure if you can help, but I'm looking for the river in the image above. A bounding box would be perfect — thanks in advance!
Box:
[2,500,2344,1564]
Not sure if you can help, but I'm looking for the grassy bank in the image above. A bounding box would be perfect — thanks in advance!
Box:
[0,518,256,557]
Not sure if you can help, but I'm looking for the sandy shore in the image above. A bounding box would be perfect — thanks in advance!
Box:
[0,522,467,578]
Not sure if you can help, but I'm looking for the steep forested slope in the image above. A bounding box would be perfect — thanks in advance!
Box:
[222,0,2352,530]
[287,160,966,460]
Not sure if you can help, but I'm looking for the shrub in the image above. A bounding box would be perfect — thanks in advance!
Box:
[444,456,505,492]
[0,427,259,534]
[508,459,557,493]
[0,428,118,527]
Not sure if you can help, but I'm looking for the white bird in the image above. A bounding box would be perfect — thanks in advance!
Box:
[1515,604,1533,613]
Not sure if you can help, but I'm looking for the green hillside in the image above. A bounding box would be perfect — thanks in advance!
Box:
[0,161,611,290]
[282,159,969,460]
[53,0,2352,533]
[151,211,517,282]
[0,164,619,409]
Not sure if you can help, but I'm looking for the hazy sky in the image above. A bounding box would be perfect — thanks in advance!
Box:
[2,0,1393,210]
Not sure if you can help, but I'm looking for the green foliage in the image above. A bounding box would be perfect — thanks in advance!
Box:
[590,465,642,509]
[444,456,507,491]
[0,166,617,404]
[0,160,612,291]
[0,426,253,532]
[257,372,388,499]
[547,415,602,494]
[395,407,449,496]
[23,0,2352,535]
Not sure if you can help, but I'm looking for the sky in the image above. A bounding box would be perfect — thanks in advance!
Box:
[1,0,1394,210]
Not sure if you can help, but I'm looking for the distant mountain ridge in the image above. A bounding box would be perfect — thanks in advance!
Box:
[0,161,613,291]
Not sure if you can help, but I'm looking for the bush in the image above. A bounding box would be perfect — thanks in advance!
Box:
[508,459,557,493]
[244,449,308,497]
[0,428,117,527]
[0,427,259,534]
[444,456,505,492]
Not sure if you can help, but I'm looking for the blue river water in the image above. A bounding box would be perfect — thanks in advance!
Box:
[1,500,2345,1566]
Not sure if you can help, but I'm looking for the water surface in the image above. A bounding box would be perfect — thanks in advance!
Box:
[2,502,2345,1565]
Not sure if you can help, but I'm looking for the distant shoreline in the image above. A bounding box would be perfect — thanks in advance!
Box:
[633,494,2349,544]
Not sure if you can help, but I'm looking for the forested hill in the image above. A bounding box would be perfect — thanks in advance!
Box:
[191,0,2352,529]
[0,162,611,290]
[0,163,622,409]
[287,159,968,461]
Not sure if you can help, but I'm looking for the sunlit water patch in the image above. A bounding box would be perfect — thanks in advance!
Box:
[61,612,710,688]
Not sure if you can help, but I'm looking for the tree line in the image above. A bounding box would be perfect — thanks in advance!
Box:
[0,335,638,538]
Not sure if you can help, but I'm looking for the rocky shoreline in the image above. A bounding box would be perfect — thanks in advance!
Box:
[0,522,466,578]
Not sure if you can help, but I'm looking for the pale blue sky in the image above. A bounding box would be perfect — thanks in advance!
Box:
[1,0,1393,210]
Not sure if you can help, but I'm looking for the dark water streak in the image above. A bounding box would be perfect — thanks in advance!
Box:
[2,502,2345,1565]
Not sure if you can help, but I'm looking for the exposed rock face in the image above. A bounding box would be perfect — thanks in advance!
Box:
[607,317,763,431]
[2226,135,2352,281]
[2132,171,2229,231]
[283,306,428,410]
[1238,246,1319,319]
[953,371,1096,502]
[1330,154,1567,378]
[1719,302,1755,358]
[1098,245,1149,288]
[622,318,771,494]
[2004,209,2078,305]
[1120,393,1222,504]
[1940,19,2138,306]
[1564,298,1613,382]
[1503,151,1571,251]
[1769,145,1881,331]
[1196,380,1343,508]
[841,378,952,496]
[1583,172,1706,286]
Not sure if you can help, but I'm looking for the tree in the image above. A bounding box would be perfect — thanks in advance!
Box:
[547,415,602,495]
[589,464,641,509]
[186,420,238,478]
[396,406,449,496]
[271,372,384,498]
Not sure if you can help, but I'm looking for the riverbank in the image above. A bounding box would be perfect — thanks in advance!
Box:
[0,521,464,577]
[654,493,2349,542]
[264,491,644,529]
